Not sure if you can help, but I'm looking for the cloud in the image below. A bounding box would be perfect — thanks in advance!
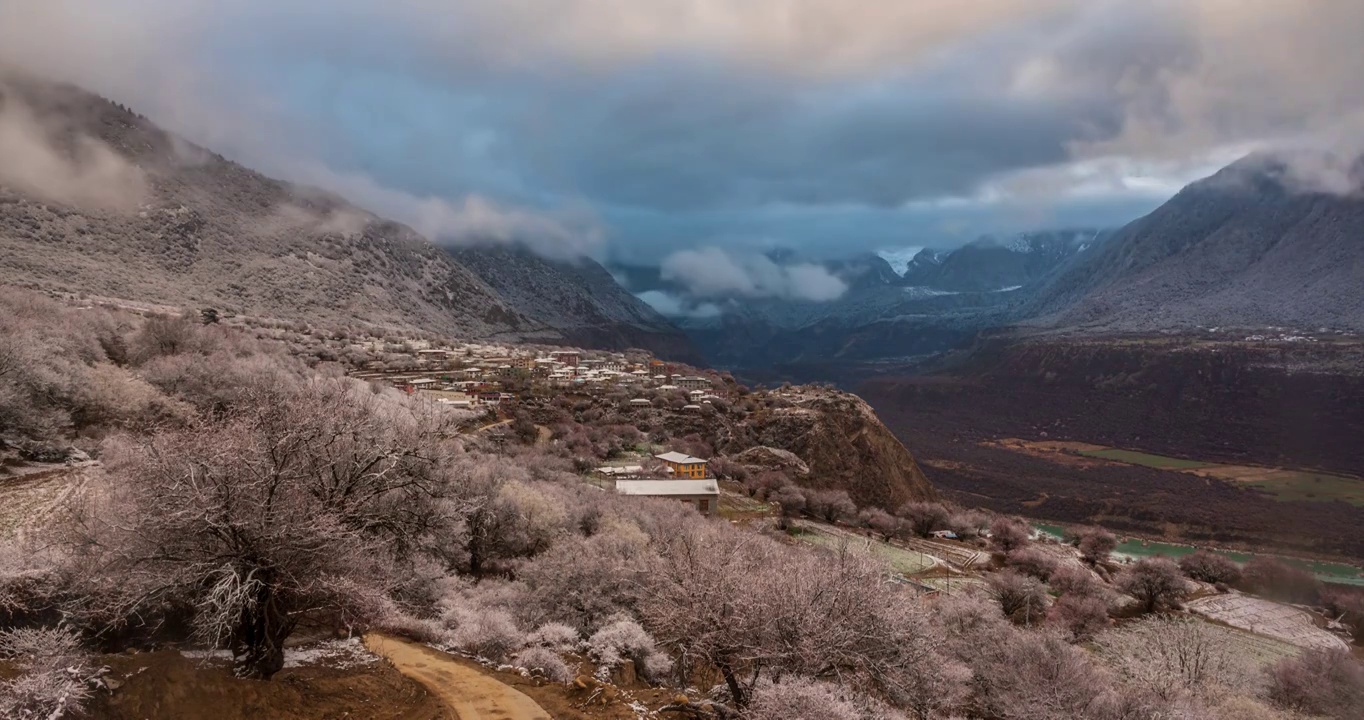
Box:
[285,163,604,259]
[0,78,148,210]
[2,1,1362,260]
[636,290,722,319]
[660,247,847,301]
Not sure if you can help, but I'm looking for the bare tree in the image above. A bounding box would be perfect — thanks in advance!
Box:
[77,379,454,679]
[898,501,951,538]
[989,516,1032,553]
[988,570,1049,626]
[1267,648,1364,719]
[1048,564,1106,598]
[1178,550,1241,585]
[1050,594,1110,643]
[1116,558,1185,614]
[1077,527,1118,565]
[771,485,806,531]
[805,489,856,524]
[966,628,1109,720]
[1005,546,1058,581]
[1099,617,1257,703]
[858,508,907,542]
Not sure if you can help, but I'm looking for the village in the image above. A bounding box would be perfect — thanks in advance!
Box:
[346,341,729,515]
[350,344,726,412]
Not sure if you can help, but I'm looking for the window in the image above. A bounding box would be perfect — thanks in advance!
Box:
[698,499,710,513]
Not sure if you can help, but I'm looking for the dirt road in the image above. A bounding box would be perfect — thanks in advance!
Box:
[364,634,552,720]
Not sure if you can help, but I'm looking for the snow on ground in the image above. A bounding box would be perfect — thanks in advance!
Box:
[875,247,924,275]
[179,638,381,669]
[1187,593,1349,651]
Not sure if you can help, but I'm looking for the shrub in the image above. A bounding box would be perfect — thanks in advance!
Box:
[0,627,97,720]
[858,508,907,542]
[1099,617,1258,703]
[527,622,580,653]
[586,616,672,684]
[1077,527,1118,565]
[445,607,527,662]
[805,489,856,524]
[1005,546,1058,581]
[1050,594,1110,643]
[1179,550,1242,585]
[988,570,1049,626]
[1116,557,1185,614]
[1047,564,1105,598]
[746,677,861,720]
[1267,648,1364,718]
[898,501,951,538]
[512,647,573,684]
[989,516,1032,552]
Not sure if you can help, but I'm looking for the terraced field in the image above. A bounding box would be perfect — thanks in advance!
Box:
[790,522,939,576]
[1187,594,1349,652]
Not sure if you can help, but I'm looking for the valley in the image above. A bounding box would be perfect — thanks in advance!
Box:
[862,334,1364,560]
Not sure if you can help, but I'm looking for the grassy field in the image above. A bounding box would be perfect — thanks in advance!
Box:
[1076,447,1214,469]
[790,524,938,576]
[1237,471,1364,506]
[1058,444,1364,506]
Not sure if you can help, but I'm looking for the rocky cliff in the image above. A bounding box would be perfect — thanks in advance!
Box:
[728,387,938,509]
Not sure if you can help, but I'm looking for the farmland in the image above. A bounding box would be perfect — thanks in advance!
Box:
[789,521,939,576]
[1187,594,1351,652]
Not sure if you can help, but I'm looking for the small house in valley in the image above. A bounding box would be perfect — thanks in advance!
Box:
[655,451,709,478]
[615,479,720,517]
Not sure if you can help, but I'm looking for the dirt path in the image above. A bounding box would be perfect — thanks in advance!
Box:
[364,634,552,720]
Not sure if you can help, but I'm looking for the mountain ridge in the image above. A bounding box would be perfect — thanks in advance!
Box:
[0,69,697,358]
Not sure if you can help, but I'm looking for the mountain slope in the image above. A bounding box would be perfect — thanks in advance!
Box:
[1028,154,1364,332]
[0,70,693,356]
[0,71,554,340]
[447,246,700,361]
[901,230,1107,292]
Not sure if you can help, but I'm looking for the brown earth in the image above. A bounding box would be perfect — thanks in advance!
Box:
[367,634,680,720]
[861,336,1364,559]
[88,650,448,720]
[364,634,550,720]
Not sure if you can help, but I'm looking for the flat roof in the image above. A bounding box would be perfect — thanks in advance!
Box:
[655,451,707,464]
[616,479,718,496]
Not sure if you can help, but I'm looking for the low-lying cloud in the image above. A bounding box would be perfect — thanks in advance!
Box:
[0,84,147,211]
[287,163,604,259]
[636,290,723,320]
[660,247,848,302]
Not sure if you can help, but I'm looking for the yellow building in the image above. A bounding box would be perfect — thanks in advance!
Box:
[655,451,709,479]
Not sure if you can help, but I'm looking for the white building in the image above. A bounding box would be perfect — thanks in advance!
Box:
[615,479,720,517]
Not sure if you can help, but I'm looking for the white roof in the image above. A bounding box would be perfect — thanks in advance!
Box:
[616,479,718,496]
[655,451,707,464]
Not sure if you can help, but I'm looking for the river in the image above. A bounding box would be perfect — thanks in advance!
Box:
[1032,523,1364,587]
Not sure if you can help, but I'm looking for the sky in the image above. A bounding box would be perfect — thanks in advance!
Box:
[2,1,1363,282]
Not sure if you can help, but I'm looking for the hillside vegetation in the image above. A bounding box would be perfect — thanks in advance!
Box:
[4,287,1364,720]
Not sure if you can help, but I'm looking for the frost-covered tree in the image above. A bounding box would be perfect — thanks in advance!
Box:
[76,379,454,679]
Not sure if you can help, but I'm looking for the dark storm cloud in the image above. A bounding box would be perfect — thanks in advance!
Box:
[1,1,1361,261]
